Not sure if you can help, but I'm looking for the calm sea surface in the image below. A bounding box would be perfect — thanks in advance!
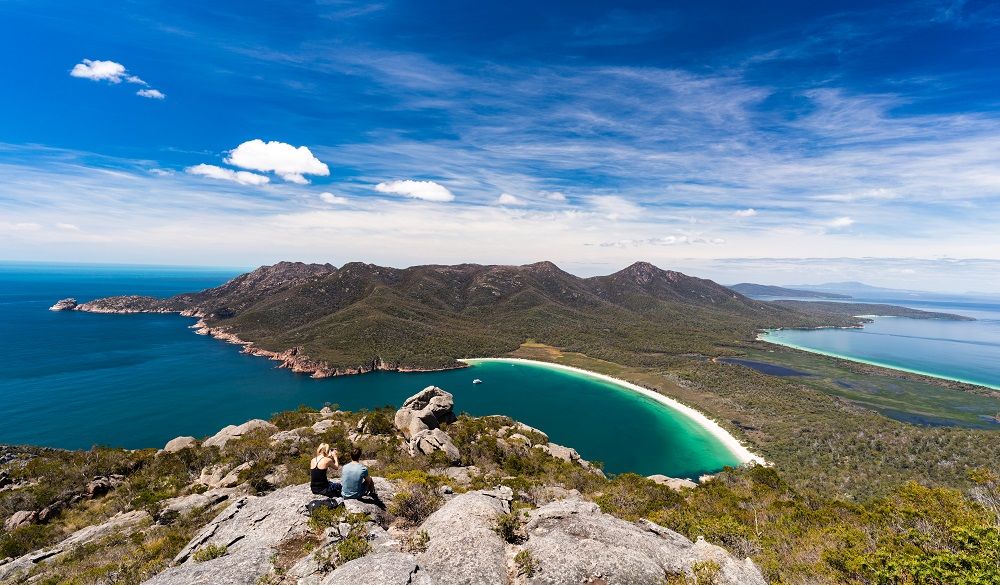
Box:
[762,296,1000,390]
[0,263,739,478]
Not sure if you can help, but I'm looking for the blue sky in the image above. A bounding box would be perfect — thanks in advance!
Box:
[2,0,1000,291]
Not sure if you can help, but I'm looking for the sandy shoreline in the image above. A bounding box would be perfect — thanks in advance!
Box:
[461,357,767,467]
[758,332,1000,391]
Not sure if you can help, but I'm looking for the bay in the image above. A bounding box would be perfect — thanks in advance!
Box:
[0,262,740,478]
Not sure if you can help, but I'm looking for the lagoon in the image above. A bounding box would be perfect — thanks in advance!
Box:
[761,302,1000,391]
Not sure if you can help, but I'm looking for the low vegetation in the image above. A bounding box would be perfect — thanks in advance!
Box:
[2,397,998,583]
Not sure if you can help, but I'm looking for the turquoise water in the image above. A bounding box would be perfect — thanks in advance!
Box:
[0,263,740,478]
[762,301,1000,390]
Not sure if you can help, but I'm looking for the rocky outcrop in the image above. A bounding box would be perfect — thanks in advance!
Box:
[0,510,150,582]
[75,295,176,313]
[144,479,400,585]
[146,484,317,585]
[394,386,457,439]
[647,474,698,490]
[394,387,461,463]
[521,497,765,584]
[162,436,198,453]
[4,509,36,531]
[197,462,253,489]
[416,487,513,585]
[321,552,433,585]
[408,428,461,463]
[156,487,240,522]
[48,298,78,311]
[202,419,278,449]
[534,442,604,477]
[314,486,764,585]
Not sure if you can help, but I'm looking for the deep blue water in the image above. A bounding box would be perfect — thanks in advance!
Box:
[762,296,1000,390]
[0,263,739,478]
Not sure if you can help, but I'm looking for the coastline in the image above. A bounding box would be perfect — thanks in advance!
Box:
[190,318,467,378]
[758,332,1000,392]
[461,357,767,468]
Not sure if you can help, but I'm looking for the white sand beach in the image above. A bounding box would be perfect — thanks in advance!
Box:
[461,357,767,467]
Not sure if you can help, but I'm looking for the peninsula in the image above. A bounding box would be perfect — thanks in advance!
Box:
[51,260,967,379]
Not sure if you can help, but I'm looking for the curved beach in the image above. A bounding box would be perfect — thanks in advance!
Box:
[462,357,767,467]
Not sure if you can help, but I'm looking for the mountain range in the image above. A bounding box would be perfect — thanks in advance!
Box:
[66,261,951,374]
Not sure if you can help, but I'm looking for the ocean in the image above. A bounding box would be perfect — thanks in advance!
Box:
[760,295,1000,390]
[0,262,739,479]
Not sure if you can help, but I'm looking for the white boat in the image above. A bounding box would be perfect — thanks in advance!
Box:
[472,378,483,384]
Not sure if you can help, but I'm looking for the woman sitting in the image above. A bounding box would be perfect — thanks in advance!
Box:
[309,443,341,498]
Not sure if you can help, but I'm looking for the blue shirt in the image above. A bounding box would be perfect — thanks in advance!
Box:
[340,461,368,499]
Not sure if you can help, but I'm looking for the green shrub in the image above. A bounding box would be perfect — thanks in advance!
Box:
[270,405,319,430]
[0,523,58,559]
[192,543,227,562]
[308,504,343,531]
[389,484,442,526]
[494,512,523,544]
[408,530,430,553]
[336,519,372,564]
[514,549,538,576]
[596,473,683,521]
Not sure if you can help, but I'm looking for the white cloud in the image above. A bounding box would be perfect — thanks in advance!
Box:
[599,235,725,247]
[319,192,348,204]
[149,168,174,176]
[136,88,165,100]
[225,139,329,184]
[374,179,455,202]
[56,223,80,231]
[734,208,758,217]
[496,193,523,205]
[588,195,642,220]
[542,191,567,202]
[70,59,147,85]
[186,164,270,186]
[828,216,856,228]
[813,188,898,202]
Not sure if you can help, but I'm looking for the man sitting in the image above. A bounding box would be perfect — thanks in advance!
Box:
[340,446,377,501]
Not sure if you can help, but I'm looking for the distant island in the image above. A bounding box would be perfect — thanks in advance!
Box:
[728,282,852,299]
[51,260,969,378]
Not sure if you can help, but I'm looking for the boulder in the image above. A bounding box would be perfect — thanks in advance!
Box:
[202,419,278,449]
[162,436,197,453]
[534,443,604,476]
[85,475,123,498]
[522,497,766,585]
[647,475,698,490]
[157,488,239,521]
[312,419,337,434]
[394,387,457,440]
[441,466,479,486]
[410,429,461,463]
[415,487,512,585]
[321,552,433,585]
[0,472,12,489]
[197,462,252,489]
[3,510,37,531]
[270,428,311,444]
[146,484,315,585]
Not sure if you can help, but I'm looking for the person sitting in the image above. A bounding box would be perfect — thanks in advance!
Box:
[340,446,378,501]
[310,443,342,498]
